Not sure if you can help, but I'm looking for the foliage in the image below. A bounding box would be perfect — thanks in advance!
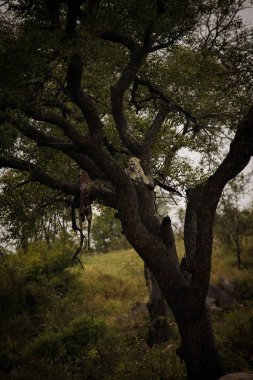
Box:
[0,171,71,248]
[92,207,130,252]
[215,307,253,372]
[0,240,85,372]
[215,174,253,267]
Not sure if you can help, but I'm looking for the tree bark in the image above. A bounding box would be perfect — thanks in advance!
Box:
[144,265,170,346]
[176,309,223,380]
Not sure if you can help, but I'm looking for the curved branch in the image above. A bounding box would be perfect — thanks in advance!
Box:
[207,105,253,192]
[24,106,87,147]
[16,122,106,179]
[0,156,78,195]
[67,52,103,139]
[110,49,147,156]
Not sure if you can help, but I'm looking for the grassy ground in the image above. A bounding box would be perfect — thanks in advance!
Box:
[78,241,253,374]
[80,249,147,320]
[1,239,253,379]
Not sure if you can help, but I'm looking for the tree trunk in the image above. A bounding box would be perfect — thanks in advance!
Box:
[144,265,170,345]
[176,309,223,380]
[235,237,242,269]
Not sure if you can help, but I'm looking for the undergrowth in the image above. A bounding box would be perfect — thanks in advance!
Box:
[0,239,253,379]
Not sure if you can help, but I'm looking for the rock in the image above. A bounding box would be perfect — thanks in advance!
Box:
[206,296,216,307]
[219,373,253,380]
[208,284,236,309]
[218,277,235,294]
[209,304,223,312]
[164,343,174,352]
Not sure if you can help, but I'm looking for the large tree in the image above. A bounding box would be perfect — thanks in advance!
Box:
[1,1,253,379]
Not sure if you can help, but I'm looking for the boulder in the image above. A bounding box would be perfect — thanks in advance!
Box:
[206,296,216,307]
[208,284,236,309]
[219,373,253,380]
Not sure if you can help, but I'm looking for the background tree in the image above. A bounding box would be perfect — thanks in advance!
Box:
[0,171,71,249]
[1,1,253,379]
[92,207,130,252]
[215,174,253,269]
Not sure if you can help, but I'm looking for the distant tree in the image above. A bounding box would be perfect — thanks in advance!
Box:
[92,207,130,252]
[215,174,253,268]
[0,171,70,249]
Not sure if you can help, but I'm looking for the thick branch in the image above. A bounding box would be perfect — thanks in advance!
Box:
[0,156,78,195]
[207,105,253,192]
[91,179,117,208]
[67,52,103,139]
[24,106,87,147]
[110,49,147,155]
[16,122,106,179]
[0,156,117,208]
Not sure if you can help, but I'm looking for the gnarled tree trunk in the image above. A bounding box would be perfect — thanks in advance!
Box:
[144,265,170,346]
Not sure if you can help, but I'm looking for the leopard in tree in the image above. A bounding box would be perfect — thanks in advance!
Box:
[125,157,151,186]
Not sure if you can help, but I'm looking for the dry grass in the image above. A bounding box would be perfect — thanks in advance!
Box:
[78,250,147,320]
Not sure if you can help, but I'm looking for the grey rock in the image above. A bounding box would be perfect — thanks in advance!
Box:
[206,296,216,306]
[208,284,236,309]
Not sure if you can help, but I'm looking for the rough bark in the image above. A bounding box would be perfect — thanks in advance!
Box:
[144,265,170,346]
[177,310,223,380]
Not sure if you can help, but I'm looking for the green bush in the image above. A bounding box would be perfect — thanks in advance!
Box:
[28,316,107,360]
[215,307,253,372]
[0,240,86,373]
[20,316,119,380]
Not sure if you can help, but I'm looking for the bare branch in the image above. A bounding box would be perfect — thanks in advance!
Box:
[154,178,183,197]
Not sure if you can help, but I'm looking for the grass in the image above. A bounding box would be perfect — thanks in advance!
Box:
[1,239,253,379]
[79,250,147,318]
[77,242,253,373]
